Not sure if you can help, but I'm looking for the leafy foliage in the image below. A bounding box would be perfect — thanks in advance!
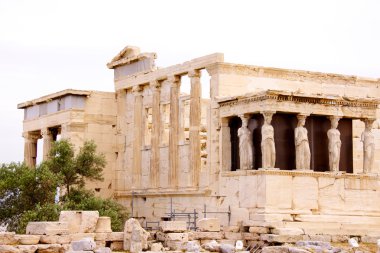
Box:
[0,163,60,232]
[46,139,106,196]
[0,140,127,233]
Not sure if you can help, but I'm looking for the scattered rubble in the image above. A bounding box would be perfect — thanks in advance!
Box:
[1,214,380,252]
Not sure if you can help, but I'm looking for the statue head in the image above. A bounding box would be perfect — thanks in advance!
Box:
[263,112,274,125]
[297,115,307,127]
[329,116,340,129]
[240,115,249,127]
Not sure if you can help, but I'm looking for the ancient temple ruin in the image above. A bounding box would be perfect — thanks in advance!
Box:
[19,46,380,237]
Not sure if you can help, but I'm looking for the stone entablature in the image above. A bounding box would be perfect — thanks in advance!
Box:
[218,90,378,119]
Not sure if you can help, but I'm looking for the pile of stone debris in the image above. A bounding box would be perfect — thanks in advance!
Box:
[1,212,379,253]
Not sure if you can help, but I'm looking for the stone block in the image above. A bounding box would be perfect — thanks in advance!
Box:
[94,232,109,241]
[242,232,260,241]
[107,232,123,241]
[271,228,304,235]
[307,234,332,242]
[59,210,99,233]
[123,218,149,252]
[36,243,63,253]
[71,237,96,251]
[0,245,19,253]
[159,220,187,232]
[260,234,305,243]
[224,232,242,240]
[197,218,221,232]
[248,226,269,234]
[331,235,349,243]
[192,231,223,240]
[165,240,184,251]
[17,245,38,253]
[110,241,123,251]
[39,235,71,244]
[292,176,318,210]
[230,207,249,225]
[262,246,289,253]
[222,226,240,232]
[14,235,40,245]
[150,242,164,251]
[70,233,95,241]
[0,232,17,245]
[95,217,112,233]
[26,222,69,235]
[94,247,112,253]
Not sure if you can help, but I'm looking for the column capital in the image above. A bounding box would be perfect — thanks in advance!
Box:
[41,128,52,137]
[296,114,309,120]
[132,85,143,96]
[149,80,161,90]
[188,69,201,78]
[167,75,181,87]
[22,132,39,141]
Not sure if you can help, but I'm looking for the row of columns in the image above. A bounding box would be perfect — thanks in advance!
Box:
[131,69,202,189]
[23,128,55,167]
[237,112,375,173]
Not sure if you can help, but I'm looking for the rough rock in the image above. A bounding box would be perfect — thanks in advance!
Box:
[14,235,40,245]
[0,245,20,253]
[123,218,149,253]
[185,240,201,252]
[197,218,221,232]
[0,232,17,245]
[39,235,70,244]
[150,242,164,251]
[17,245,38,253]
[202,240,220,252]
[71,237,96,251]
[219,243,235,253]
[36,243,63,253]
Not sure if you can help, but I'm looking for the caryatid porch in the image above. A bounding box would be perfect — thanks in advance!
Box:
[218,90,379,174]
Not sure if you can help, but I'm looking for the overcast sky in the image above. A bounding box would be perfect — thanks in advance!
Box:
[0,0,379,163]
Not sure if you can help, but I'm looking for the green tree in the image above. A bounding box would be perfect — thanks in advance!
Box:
[0,163,61,232]
[46,139,106,197]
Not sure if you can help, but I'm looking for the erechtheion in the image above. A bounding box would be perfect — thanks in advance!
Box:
[18,46,380,237]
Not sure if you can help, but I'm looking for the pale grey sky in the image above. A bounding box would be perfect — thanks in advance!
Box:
[0,0,379,163]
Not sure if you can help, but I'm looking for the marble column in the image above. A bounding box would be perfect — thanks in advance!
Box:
[220,118,231,171]
[42,128,53,161]
[327,116,341,172]
[361,118,375,174]
[23,132,38,168]
[150,80,161,188]
[238,114,253,170]
[188,70,202,187]
[132,85,143,189]
[295,114,311,170]
[168,75,181,188]
[261,111,276,169]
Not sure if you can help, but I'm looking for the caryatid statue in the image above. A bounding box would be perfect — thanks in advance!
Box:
[238,115,253,170]
[327,116,341,172]
[295,115,311,170]
[361,119,375,174]
[261,112,276,169]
